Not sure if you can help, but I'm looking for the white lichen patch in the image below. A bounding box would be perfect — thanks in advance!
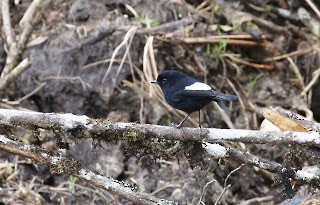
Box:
[0,135,14,143]
[296,166,320,180]
[203,142,227,158]
[58,113,90,129]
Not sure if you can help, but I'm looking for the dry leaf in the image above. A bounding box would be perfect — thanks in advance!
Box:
[262,108,308,132]
[260,118,281,131]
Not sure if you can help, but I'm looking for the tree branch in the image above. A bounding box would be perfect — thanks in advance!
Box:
[0,108,320,200]
[0,108,319,147]
[0,135,177,205]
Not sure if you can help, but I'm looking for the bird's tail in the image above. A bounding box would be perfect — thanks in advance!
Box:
[213,92,238,110]
[213,92,238,101]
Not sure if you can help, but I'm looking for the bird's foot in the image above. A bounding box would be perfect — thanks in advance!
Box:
[198,125,202,135]
[171,122,182,129]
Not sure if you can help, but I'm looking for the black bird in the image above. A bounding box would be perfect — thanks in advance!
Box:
[151,70,238,128]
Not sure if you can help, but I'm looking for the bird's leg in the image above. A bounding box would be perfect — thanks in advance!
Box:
[198,111,203,137]
[173,113,191,128]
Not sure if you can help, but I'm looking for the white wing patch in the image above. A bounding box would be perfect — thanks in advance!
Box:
[184,82,211,91]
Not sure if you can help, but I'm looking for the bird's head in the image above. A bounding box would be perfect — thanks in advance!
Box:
[151,70,184,89]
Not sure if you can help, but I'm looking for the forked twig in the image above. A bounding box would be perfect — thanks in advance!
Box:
[215,164,244,205]
[198,179,216,205]
[101,26,137,83]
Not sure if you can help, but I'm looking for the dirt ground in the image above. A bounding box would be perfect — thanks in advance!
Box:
[1,0,320,204]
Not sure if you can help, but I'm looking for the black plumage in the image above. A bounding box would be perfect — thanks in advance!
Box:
[151,70,237,128]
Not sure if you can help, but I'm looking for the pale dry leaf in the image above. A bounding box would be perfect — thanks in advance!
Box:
[262,108,308,132]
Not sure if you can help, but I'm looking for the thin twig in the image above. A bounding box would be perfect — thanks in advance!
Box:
[264,46,319,62]
[125,4,139,18]
[112,27,137,88]
[253,15,291,35]
[239,196,274,205]
[215,164,244,205]
[40,76,92,90]
[227,79,249,129]
[213,103,235,129]
[1,0,14,45]
[151,179,192,196]
[2,82,46,105]
[1,0,14,46]
[224,54,274,70]
[83,58,140,70]
[300,68,320,96]
[180,38,266,47]
[1,42,20,78]
[305,0,320,20]
[134,15,201,35]
[198,179,216,205]
[101,26,137,83]
[0,58,32,91]
[287,57,305,89]
[19,0,44,28]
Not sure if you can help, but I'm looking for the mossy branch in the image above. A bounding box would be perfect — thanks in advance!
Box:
[0,135,176,205]
[0,108,320,201]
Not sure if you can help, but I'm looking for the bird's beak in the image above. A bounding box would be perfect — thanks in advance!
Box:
[151,80,158,84]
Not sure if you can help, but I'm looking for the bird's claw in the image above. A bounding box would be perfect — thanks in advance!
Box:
[171,122,182,129]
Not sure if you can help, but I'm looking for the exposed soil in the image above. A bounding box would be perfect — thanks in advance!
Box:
[1,0,320,204]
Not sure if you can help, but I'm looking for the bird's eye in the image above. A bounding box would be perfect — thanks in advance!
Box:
[162,78,167,83]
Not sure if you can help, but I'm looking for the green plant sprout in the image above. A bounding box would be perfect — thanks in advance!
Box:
[6,166,13,175]
[165,117,172,126]
[135,17,159,27]
[231,18,243,33]
[206,31,228,68]
[69,175,78,192]
[248,73,264,95]
[213,39,228,66]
